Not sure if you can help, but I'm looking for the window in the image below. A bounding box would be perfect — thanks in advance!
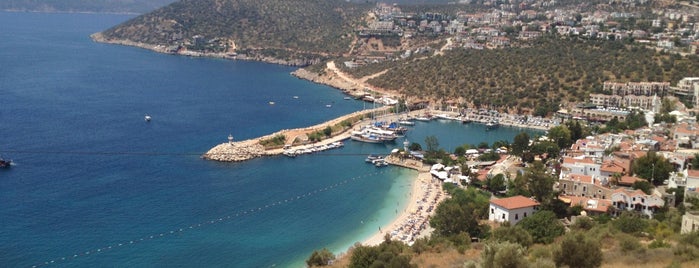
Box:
[524,212,527,217]
[583,186,587,192]
[502,214,505,219]
[515,214,519,220]
[491,208,494,213]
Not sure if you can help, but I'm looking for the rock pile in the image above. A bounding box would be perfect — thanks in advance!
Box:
[202,141,266,162]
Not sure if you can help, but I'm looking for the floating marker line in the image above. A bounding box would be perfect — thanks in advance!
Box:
[31,169,391,267]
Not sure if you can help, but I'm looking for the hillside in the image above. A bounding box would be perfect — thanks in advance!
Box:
[0,0,176,14]
[351,37,699,114]
[97,0,370,63]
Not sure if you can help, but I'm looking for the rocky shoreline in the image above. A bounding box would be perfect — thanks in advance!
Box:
[90,33,320,67]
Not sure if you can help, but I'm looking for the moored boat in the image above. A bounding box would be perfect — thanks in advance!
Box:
[414,115,432,121]
[486,120,500,130]
[365,154,383,163]
[398,120,415,126]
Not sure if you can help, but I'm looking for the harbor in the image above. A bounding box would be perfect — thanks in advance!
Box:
[202,106,555,162]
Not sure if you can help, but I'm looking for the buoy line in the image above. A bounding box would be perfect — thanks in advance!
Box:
[30,169,392,267]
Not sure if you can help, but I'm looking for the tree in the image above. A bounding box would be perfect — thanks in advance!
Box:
[632,151,673,185]
[548,125,573,149]
[523,161,556,203]
[530,140,560,159]
[408,142,422,151]
[632,180,653,195]
[454,146,466,156]
[425,135,439,153]
[507,173,531,197]
[481,242,529,268]
[613,212,649,234]
[565,120,586,142]
[518,210,565,244]
[490,223,533,247]
[306,248,335,267]
[486,174,507,193]
[323,126,332,137]
[511,132,530,157]
[692,154,699,169]
[554,232,602,268]
[430,200,480,237]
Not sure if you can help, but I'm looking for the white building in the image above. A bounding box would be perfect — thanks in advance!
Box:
[682,211,699,234]
[611,188,665,218]
[489,195,540,225]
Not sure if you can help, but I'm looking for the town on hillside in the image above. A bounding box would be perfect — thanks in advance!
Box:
[343,0,698,67]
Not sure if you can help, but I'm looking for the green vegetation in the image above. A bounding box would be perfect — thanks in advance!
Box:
[308,159,699,267]
[632,151,673,185]
[518,211,565,244]
[348,236,415,268]
[306,248,335,267]
[100,0,370,61]
[553,231,602,268]
[259,134,286,148]
[430,186,490,239]
[362,38,699,110]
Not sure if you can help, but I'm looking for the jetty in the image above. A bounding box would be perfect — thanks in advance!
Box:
[202,106,393,162]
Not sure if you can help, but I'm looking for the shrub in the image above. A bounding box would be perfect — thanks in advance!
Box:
[554,232,602,268]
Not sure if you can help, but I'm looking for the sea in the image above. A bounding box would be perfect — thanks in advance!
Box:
[0,12,541,268]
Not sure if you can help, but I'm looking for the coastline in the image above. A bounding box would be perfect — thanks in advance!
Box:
[90,34,319,67]
[359,169,445,247]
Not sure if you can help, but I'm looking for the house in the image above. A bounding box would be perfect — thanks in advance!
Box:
[557,173,612,199]
[611,188,665,218]
[682,211,699,234]
[561,157,601,177]
[489,195,540,225]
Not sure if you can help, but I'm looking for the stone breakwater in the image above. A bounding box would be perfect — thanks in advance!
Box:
[202,107,391,162]
[202,140,267,162]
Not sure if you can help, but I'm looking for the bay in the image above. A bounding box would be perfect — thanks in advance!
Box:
[0,12,540,267]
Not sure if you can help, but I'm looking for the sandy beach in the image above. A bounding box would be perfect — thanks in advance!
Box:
[361,171,446,246]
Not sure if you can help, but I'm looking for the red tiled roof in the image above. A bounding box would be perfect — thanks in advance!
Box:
[600,161,624,174]
[563,157,594,165]
[566,174,596,185]
[490,195,539,210]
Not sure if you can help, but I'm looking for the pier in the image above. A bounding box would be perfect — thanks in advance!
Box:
[202,106,393,162]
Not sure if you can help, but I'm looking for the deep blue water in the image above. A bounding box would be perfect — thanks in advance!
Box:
[0,12,540,268]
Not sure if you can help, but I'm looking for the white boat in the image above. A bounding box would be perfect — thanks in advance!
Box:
[144,115,151,122]
[351,132,385,143]
[269,101,275,105]
[293,96,299,99]
[374,159,389,167]
[365,154,383,162]
[344,96,351,100]
[414,116,431,121]
[326,104,332,108]
[486,120,500,130]
[398,120,415,126]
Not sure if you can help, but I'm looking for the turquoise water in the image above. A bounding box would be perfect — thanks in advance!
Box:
[0,12,540,268]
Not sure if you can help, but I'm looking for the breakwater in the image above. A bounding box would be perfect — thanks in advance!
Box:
[202,107,391,162]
